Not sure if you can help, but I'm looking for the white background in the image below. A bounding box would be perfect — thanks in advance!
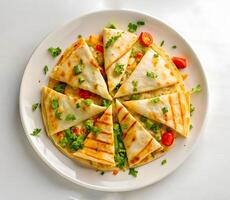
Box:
[0,0,229,199]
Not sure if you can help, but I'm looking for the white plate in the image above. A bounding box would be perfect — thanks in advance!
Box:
[19,9,209,192]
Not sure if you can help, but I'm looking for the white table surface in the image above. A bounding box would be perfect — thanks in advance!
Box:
[1,0,229,199]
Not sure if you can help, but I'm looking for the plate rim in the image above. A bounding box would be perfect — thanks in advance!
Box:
[19,8,209,192]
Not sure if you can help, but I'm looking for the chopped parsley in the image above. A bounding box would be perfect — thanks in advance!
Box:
[150,97,160,104]
[130,94,140,100]
[190,124,193,130]
[137,20,145,25]
[76,103,80,109]
[92,126,101,136]
[153,53,159,58]
[128,23,138,33]
[132,80,138,92]
[31,128,41,137]
[105,32,122,49]
[162,107,168,115]
[114,123,127,169]
[102,99,110,108]
[114,63,124,75]
[55,110,62,120]
[43,65,49,74]
[128,168,138,177]
[190,104,195,116]
[53,83,66,93]
[78,34,82,38]
[65,114,76,121]
[107,23,116,29]
[131,49,137,57]
[59,137,68,147]
[191,84,202,94]
[32,103,40,111]
[48,47,61,58]
[78,77,85,84]
[51,99,59,110]
[160,40,165,47]
[121,124,128,130]
[82,99,93,106]
[114,83,121,91]
[161,159,167,165]
[74,59,83,75]
[146,71,158,79]
[84,119,100,135]
[172,45,177,49]
[71,134,86,150]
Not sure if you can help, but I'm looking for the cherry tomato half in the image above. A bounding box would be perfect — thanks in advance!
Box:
[78,89,94,99]
[95,44,104,53]
[162,132,174,146]
[139,32,153,47]
[172,57,187,69]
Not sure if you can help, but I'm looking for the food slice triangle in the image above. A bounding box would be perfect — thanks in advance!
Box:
[74,105,115,166]
[114,48,178,98]
[115,100,161,167]
[41,87,106,136]
[103,28,138,69]
[106,50,131,92]
[123,91,191,137]
[50,38,112,100]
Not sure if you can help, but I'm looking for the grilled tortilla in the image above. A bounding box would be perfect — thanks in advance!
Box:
[41,87,106,136]
[50,37,112,100]
[123,91,191,137]
[74,105,116,166]
[115,48,178,98]
[115,100,162,167]
[103,28,138,69]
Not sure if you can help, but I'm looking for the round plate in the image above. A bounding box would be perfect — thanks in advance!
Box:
[19,9,209,192]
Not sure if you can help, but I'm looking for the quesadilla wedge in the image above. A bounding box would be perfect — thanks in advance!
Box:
[123,91,191,137]
[115,100,162,167]
[41,86,106,136]
[106,50,131,92]
[74,105,116,166]
[50,37,112,100]
[103,28,138,69]
[115,48,178,98]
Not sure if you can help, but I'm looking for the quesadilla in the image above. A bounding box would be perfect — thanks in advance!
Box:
[41,86,106,136]
[103,28,138,69]
[114,48,178,98]
[115,100,162,167]
[74,105,115,166]
[50,37,112,100]
[123,91,191,137]
[106,50,131,92]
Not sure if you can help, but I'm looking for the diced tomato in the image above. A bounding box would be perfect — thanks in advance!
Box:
[57,132,64,140]
[172,57,187,69]
[112,170,119,176]
[135,52,143,60]
[162,132,174,146]
[95,44,104,53]
[78,89,94,99]
[72,127,81,136]
[139,32,153,47]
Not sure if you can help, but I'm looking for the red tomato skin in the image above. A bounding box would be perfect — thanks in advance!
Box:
[135,52,143,60]
[72,127,81,136]
[139,32,153,47]
[95,44,104,53]
[162,132,174,146]
[172,57,187,69]
[78,89,94,99]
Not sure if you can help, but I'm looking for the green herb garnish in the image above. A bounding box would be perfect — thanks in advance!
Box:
[78,77,85,84]
[32,103,40,111]
[43,65,49,74]
[105,32,122,49]
[172,45,177,49]
[150,97,160,104]
[190,124,193,130]
[132,80,138,92]
[51,99,59,110]
[102,99,110,108]
[146,71,158,79]
[191,84,202,94]
[137,20,145,25]
[128,23,138,33]
[55,110,62,120]
[78,34,82,38]
[114,63,124,75]
[31,128,41,136]
[121,124,128,130]
[59,137,68,147]
[130,94,140,100]
[74,59,83,75]
[85,119,94,132]
[82,99,93,106]
[153,53,159,58]
[76,103,80,109]
[161,159,167,165]
[190,104,195,116]
[53,83,66,93]
[160,40,165,47]
[100,171,105,175]
[107,23,116,29]
[48,47,61,58]
[70,134,86,151]
[162,107,168,115]
[128,168,138,177]
[65,114,76,121]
